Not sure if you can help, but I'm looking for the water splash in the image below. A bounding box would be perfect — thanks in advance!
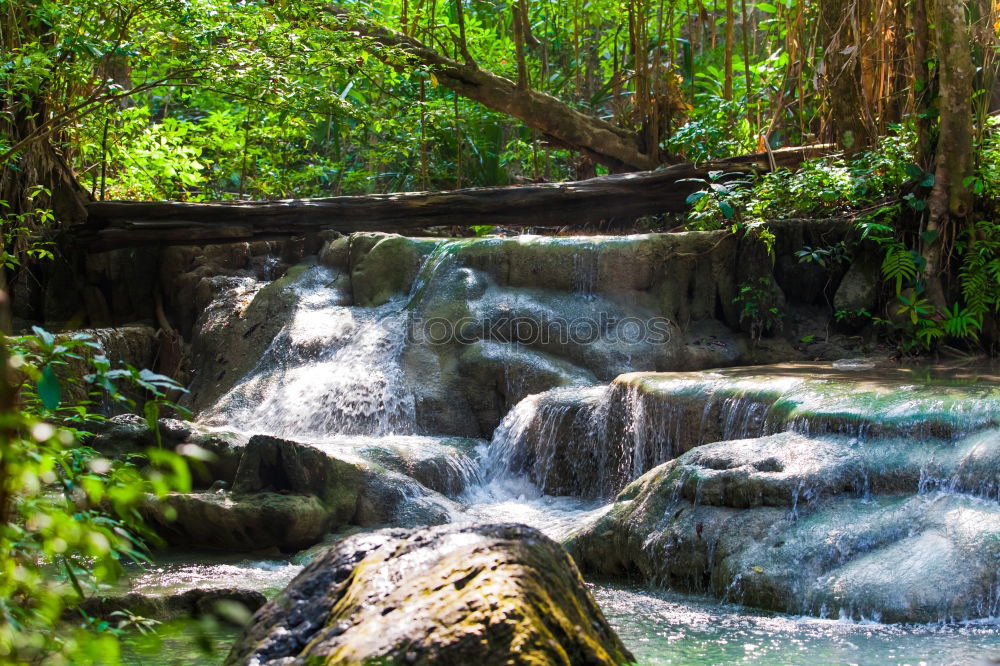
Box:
[201,265,415,438]
[482,367,1000,500]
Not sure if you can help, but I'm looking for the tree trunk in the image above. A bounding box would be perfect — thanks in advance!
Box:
[925,0,974,307]
[73,146,829,250]
[724,0,734,101]
[819,0,872,153]
[331,7,662,171]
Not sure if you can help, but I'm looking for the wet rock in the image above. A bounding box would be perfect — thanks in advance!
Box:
[348,233,443,306]
[317,234,351,270]
[231,435,365,518]
[487,365,1000,500]
[455,340,598,436]
[353,468,460,528]
[89,414,155,455]
[225,523,634,666]
[235,435,462,529]
[567,429,1000,623]
[158,240,300,338]
[148,435,465,551]
[354,436,482,497]
[77,587,266,624]
[146,492,332,551]
[88,415,247,488]
[184,262,321,412]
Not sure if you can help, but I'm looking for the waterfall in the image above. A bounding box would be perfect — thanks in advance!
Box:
[481,367,1000,500]
[200,264,416,438]
[571,243,599,299]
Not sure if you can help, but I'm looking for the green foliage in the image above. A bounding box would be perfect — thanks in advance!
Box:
[1,187,55,269]
[680,171,753,229]
[881,246,918,296]
[795,242,850,269]
[734,276,784,344]
[972,116,1000,206]
[957,220,1000,323]
[0,329,195,664]
[748,129,917,221]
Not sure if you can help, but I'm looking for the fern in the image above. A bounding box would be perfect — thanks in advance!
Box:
[881,246,917,295]
[958,221,1000,320]
[943,303,982,339]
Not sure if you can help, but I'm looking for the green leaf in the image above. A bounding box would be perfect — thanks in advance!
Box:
[921,230,939,245]
[881,247,917,296]
[31,326,55,348]
[38,364,61,411]
[718,200,735,219]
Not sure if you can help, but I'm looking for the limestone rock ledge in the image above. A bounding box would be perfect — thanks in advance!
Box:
[567,430,1000,623]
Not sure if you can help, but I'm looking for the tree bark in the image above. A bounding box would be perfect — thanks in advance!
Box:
[925,0,974,307]
[73,146,829,251]
[819,0,873,153]
[332,7,662,171]
[724,0,734,101]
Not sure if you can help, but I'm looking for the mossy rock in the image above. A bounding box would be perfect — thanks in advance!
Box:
[225,523,634,666]
[350,233,444,306]
[145,492,331,551]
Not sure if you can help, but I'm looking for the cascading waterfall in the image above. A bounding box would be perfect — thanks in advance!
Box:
[571,242,599,299]
[180,234,1000,632]
[201,264,416,438]
[481,367,1000,500]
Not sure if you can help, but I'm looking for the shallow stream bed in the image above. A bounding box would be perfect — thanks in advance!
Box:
[118,554,1000,665]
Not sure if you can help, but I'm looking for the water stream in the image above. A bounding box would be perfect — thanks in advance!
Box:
[120,241,1000,664]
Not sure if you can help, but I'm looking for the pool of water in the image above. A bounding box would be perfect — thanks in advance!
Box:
[593,581,1000,665]
[117,554,1000,666]
[117,549,302,598]
[121,619,239,666]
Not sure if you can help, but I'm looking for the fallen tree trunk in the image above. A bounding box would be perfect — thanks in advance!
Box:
[72,146,830,251]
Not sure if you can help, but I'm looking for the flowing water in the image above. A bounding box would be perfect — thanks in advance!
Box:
[120,553,1000,665]
[200,265,416,438]
[119,242,1000,664]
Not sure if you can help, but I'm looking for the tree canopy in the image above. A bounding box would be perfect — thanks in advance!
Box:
[3,0,1000,661]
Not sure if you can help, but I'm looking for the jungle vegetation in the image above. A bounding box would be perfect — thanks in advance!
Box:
[1,0,1000,661]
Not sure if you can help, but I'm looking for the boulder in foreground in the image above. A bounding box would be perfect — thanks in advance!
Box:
[226,523,634,666]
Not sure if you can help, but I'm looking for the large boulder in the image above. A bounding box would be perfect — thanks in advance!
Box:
[146,492,333,552]
[225,523,634,666]
[567,429,1000,623]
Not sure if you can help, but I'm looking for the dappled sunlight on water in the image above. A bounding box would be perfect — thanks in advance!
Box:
[592,581,1000,665]
[120,550,302,598]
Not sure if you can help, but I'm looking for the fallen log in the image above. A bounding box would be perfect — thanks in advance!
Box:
[72,146,831,251]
